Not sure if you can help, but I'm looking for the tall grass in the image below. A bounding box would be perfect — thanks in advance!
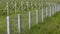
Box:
[0,0,60,34]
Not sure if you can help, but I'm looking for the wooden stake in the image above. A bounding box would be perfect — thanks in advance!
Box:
[18,14,21,34]
[7,16,10,34]
[28,12,31,29]
[36,10,38,24]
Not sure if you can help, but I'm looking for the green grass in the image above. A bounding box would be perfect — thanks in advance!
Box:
[0,11,60,34]
[0,0,60,15]
[23,12,60,34]
[0,0,60,34]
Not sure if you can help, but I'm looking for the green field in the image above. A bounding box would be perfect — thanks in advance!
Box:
[24,12,60,34]
[0,0,60,34]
